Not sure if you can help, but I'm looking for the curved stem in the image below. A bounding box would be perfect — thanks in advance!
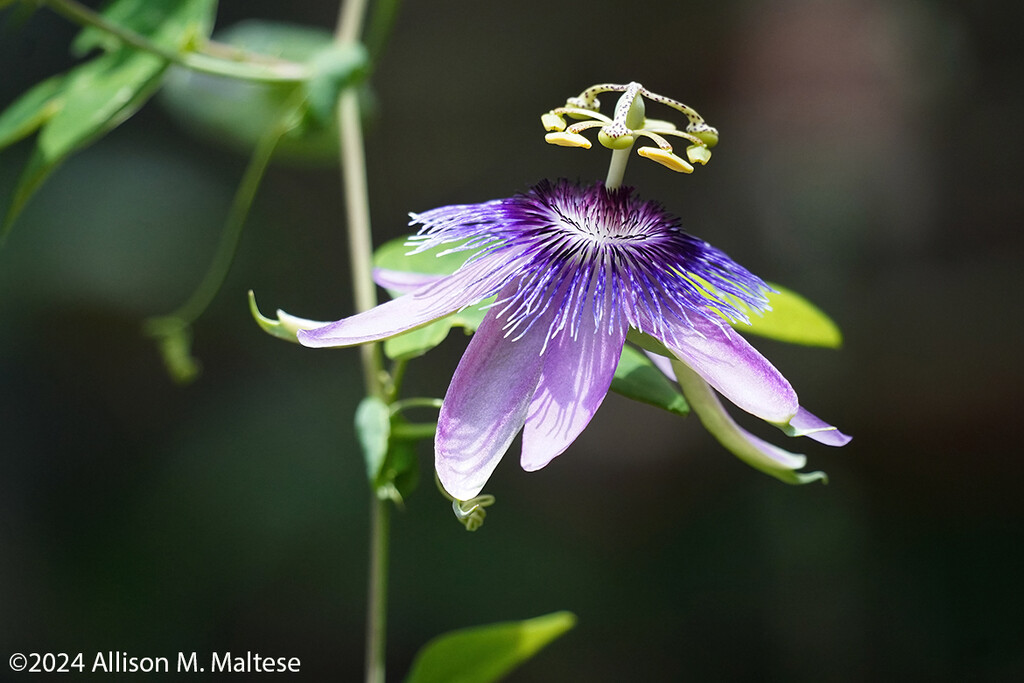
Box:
[161,108,294,327]
[43,0,309,83]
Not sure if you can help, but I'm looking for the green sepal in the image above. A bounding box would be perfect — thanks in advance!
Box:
[247,291,325,343]
[611,345,689,416]
[669,359,828,486]
[404,611,577,683]
[732,282,843,348]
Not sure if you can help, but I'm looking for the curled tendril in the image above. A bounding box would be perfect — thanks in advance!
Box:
[435,472,496,531]
[452,495,496,532]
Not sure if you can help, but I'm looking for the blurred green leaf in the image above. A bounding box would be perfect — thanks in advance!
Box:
[303,42,368,123]
[40,49,166,158]
[2,0,218,237]
[405,611,576,683]
[611,345,689,416]
[0,73,66,151]
[159,21,368,162]
[356,396,391,485]
[72,0,218,54]
[731,282,843,348]
[3,48,167,237]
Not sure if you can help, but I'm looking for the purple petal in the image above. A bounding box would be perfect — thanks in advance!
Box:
[520,299,628,472]
[298,255,518,348]
[373,267,444,293]
[435,291,549,500]
[671,360,826,485]
[650,312,799,424]
[780,407,852,446]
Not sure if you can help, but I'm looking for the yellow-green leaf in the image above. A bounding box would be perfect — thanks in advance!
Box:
[405,612,576,683]
[732,282,843,348]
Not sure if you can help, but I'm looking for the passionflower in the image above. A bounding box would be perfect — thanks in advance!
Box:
[298,178,849,499]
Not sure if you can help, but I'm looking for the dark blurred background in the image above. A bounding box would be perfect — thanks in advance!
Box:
[2,0,1022,680]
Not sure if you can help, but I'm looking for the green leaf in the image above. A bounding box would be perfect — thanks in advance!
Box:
[405,611,577,683]
[383,317,454,360]
[303,41,369,124]
[0,73,67,151]
[39,49,166,159]
[355,396,391,485]
[2,0,219,238]
[72,0,218,54]
[611,345,689,416]
[731,282,843,348]
[158,20,353,162]
[379,426,421,501]
[373,234,476,276]
[373,235,492,360]
[3,49,167,236]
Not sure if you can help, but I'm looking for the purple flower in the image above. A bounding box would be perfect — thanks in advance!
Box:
[298,179,849,500]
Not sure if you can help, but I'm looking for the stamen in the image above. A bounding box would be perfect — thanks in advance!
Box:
[542,81,718,185]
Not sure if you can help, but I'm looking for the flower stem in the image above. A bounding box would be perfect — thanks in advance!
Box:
[42,0,309,83]
[334,1,389,682]
[365,493,390,683]
[604,146,633,190]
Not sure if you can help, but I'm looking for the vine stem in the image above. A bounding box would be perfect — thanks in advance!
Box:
[334,1,389,682]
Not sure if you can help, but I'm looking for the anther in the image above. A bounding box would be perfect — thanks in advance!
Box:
[545,132,592,149]
[637,147,694,173]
